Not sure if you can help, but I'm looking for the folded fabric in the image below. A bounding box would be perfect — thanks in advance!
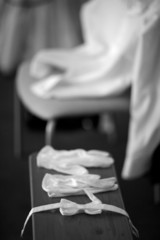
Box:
[29,0,160,101]
[42,173,101,190]
[42,173,118,197]
[31,74,63,98]
[29,0,141,99]
[30,56,132,99]
[37,145,114,175]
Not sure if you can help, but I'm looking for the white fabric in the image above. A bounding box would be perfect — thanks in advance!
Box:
[30,0,160,179]
[30,0,141,98]
[37,145,114,175]
[122,13,160,179]
[42,173,118,197]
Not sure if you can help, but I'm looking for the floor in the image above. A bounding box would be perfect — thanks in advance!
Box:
[0,72,160,240]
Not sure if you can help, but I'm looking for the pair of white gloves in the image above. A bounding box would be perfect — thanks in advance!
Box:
[21,146,139,238]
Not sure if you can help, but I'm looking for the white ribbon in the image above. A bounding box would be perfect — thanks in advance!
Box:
[21,197,139,238]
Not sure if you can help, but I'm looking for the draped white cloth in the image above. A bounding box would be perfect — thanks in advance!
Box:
[122,11,160,179]
[30,0,141,98]
[19,0,160,179]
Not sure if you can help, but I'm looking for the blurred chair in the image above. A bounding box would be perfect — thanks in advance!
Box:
[14,0,149,157]
[14,62,130,157]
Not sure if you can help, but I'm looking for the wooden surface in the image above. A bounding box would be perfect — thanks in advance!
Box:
[29,153,133,240]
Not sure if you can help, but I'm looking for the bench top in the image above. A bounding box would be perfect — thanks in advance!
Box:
[29,153,133,240]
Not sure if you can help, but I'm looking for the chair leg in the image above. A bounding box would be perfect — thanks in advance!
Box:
[45,119,56,146]
[150,143,160,204]
[14,85,22,158]
[153,183,160,204]
[98,113,117,143]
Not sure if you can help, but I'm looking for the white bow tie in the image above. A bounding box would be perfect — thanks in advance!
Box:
[21,198,139,238]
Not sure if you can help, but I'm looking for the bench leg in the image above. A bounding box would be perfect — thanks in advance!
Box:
[45,119,56,146]
[150,144,160,204]
[153,183,160,204]
[14,85,22,158]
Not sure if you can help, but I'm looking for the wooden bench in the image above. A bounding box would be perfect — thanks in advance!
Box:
[28,153,134,240]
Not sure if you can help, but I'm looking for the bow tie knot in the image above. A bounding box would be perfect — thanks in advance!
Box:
[59,199,102,215]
